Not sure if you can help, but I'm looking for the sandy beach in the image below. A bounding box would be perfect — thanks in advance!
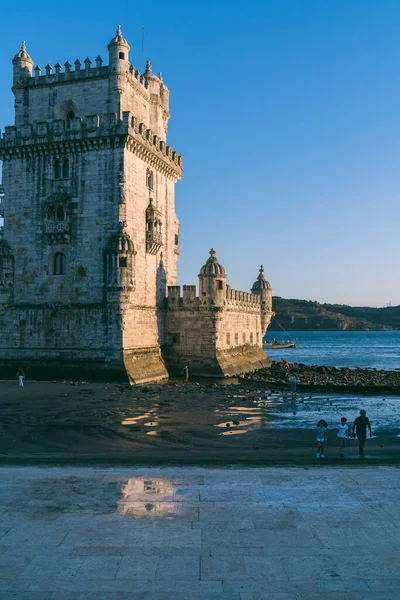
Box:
[0,380,398,465]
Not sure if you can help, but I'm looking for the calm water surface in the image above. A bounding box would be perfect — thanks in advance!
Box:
[265,331,400,370]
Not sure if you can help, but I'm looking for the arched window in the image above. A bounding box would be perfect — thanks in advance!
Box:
[66,111,75,128]
[54,159,62,180]
[56,206,64,222]
[62,158,70,179]
[47,207,55,221]
[146,169,154,190]
[54,252,66,275]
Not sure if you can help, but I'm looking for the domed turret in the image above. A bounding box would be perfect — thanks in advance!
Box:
[251,265,271,293]
[251,265,272,335]
[108,25,130,71]
[105,230,135,290]
[198,249,226,306]
[12,41,34,85]
[199,248,226,278]
[107,231,135,255]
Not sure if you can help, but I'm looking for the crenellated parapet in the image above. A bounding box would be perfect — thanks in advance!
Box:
[226,285,261,310]
[0,111,182,179]
[14,55,155,89]
[167,285,199,309]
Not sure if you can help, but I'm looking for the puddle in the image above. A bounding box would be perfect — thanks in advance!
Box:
[117,478,195,519]
[121,411,157,426]
[228,406,263,412]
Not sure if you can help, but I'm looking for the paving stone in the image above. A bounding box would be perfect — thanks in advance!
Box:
[0,466,399,599]
[115,556,158,580]
[155,556,199,581]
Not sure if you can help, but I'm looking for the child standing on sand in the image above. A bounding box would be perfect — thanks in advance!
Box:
[316,420,328,458]
[336,417,349,458]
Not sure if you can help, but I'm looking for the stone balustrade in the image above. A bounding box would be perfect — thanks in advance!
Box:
[0,112,183,173]
[226,285,260,308]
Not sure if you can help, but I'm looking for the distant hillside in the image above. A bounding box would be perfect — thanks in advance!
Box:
[269,297,400,331]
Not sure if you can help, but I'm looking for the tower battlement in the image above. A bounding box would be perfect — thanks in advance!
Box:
[17,60,155,89]
[11,27,171,139]
[0,112,182,178]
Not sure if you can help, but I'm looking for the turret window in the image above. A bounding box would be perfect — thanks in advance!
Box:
[119,257,127,268]
[66,111,75,128]
[119,52,125,60]
[217,280,223,290]
[250,332,254,343]
[54,252,66,275]
[56,206,64,222]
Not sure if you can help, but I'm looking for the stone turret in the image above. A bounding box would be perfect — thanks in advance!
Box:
[198,248,227,306]
[108,25,130,71]
[12,41,34,85]
[251,265,273,334]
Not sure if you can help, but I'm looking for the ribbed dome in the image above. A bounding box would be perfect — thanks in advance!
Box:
[199,248,226,277]
[251,265,271,292]
[107,231,135,254]
[12,41,33,64]
[108,25,130,49]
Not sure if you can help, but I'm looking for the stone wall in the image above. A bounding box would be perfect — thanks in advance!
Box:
[165,285,270,377]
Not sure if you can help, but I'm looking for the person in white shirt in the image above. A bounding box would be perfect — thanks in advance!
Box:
[336,417,349,458]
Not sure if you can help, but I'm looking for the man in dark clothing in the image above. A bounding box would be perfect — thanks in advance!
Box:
[352,410,372,458]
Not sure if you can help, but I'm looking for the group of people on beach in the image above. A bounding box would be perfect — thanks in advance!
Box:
[316,410,372,459]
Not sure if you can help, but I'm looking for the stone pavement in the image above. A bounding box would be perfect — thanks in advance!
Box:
[0,466,399,599]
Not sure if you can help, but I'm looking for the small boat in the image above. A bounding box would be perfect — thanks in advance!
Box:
[263,340,296,349]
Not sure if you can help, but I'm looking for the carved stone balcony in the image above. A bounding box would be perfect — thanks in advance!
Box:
[44,220,70,242]
[146,230,162,255]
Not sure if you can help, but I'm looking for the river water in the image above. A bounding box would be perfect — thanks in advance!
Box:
[264,330,400,371]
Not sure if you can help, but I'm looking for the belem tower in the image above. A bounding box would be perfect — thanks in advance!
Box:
[0,27,273,383]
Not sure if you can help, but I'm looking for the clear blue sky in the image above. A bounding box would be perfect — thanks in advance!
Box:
[1,0,399,307]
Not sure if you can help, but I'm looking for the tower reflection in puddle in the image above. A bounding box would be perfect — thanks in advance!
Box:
[117,478,196,519]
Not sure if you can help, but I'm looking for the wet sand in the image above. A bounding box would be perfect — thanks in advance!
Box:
[0,381,399,465]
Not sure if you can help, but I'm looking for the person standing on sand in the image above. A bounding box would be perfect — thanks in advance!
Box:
[336,417,349,458]
[352,410,372,458]
[183,365,189,383]
[16,366,25,387]
[316,419,328,458]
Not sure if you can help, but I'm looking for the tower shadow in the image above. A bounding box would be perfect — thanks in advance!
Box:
[156,253,167,348]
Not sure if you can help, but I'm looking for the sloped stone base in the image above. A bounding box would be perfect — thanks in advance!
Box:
[164,345,270,378]
[123,346,169,385]
[216,346,271,377]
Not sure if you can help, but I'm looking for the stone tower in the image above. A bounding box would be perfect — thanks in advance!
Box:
[0,29,182,382]
[165,250,273,377]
